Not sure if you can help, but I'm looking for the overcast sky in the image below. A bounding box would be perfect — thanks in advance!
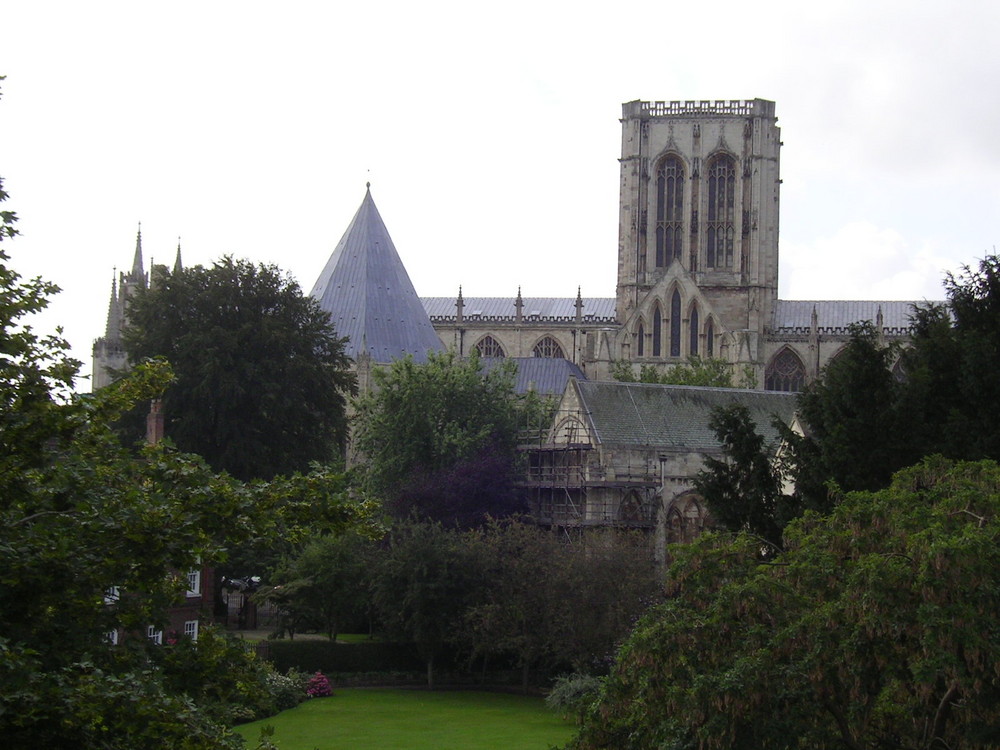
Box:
[1,1,997,384]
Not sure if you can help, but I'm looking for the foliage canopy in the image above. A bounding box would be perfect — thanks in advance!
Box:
[123,256,355,480]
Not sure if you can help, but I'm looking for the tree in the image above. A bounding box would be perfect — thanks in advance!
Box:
[901,255,1000,461]
[694,403,793,550]
[611,356,756,388]
[353,349,546,526]
[122,257,355,480]
[0,181,370,744]
[570,457,1000,750]
[258,530,375,640]
[370,519,487,688]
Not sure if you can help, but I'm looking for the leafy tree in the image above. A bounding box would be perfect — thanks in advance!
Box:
[901,255,1000,461]
[354,349,546,526]
[122,257,355,480]
[694,404,792,551]
[370,519,487,688]
[611,356,755,388]
[570,457,1000,750]
[464,521,660,690]
[258,530,376,640]
[788,322,917,506]
[0,187,369,744]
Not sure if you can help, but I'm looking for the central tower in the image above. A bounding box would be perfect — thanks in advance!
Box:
[615,99,780,369]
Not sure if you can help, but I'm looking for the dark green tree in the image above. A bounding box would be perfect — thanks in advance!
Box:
[611,356,755,388]
[786,321,917,509]
[370,519,487,688]
[258,530,376,641]
[901,255,1000,461]
[122,257,355,480]
[570,457,1000,750]
[694,404,792,550]
[353,349,547,526]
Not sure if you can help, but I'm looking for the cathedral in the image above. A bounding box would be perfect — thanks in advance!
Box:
[93,97,926,557]
[95,98,919,392]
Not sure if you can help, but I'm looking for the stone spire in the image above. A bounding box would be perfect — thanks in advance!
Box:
[309,186,444,363]
[173,238,183,274]
[129,223,147,288]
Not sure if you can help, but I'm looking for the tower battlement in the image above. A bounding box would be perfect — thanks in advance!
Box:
[622,99,775,119]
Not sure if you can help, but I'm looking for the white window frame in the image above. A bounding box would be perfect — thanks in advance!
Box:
[105,629,119,645]
[103,585,120,604]
[186,568,201,597]
[183,619,199,641]
[147,626,163,645]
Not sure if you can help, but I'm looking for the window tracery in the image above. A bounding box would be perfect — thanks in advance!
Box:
[474,335,506,358]
[706,154,736,269]
[670,290,681,357]
[765,348,806,392]
[532,336,565,359]
[655,156,684,268]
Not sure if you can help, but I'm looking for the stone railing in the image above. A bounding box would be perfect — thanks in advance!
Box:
[624,99,773,118]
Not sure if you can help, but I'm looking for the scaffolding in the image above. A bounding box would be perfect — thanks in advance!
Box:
[517,441,659,529]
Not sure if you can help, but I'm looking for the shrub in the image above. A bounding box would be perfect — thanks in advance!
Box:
[306,671,333,698]
[546,673,604,724]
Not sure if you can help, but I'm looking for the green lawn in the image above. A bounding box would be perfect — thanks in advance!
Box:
[236,688,575,749]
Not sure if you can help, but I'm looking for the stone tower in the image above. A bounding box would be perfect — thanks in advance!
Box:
[615,99,781,371]
[92,226,148,389]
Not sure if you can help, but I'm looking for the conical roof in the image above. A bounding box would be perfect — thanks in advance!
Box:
[310,186,444,363]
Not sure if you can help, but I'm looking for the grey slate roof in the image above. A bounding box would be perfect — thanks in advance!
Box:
[422,296,617,323]
[772,300,939,336]
[479,357,587,396]
[310,187,444,363]
[575,381,797,452]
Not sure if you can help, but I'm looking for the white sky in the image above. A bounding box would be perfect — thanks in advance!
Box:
[1,1,997,383]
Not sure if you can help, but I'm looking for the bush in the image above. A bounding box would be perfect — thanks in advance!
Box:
[267,640,426,674]
[546,673,604,724]
[306,671,333,698]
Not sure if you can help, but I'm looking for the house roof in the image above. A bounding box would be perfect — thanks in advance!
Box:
[422,296,617,323]
[772,300,938,336]
[479,357,587,395]
[573,380,797,452]
[310,187,444,363]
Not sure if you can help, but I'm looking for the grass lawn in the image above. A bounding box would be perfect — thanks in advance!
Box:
[235,688,575,749]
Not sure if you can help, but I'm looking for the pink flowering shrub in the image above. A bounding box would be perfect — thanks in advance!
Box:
[306,671,333,698]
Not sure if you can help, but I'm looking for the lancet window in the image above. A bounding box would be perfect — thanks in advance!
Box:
[706,154,736,269]
[652,306,662,357]
[655,156,684,268]
[670,290,682,357]
[690,305,699,357]
[706,319,715,357]
[636,321,645,357]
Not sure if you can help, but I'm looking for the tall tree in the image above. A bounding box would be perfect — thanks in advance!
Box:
[122,257,355,480]
[786,322,917,509]
[694,404,792,550]
[353,350,546,526]
[570,457,1000,750]
[902,255,1000,461]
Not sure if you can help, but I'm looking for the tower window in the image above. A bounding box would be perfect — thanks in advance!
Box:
[652,306,662,357]
[690,305,699,356]
[532,336,565,359]
[474,335,506,358]
[670,290,682,357]
[706,155,736,269]
[655,156,684,268]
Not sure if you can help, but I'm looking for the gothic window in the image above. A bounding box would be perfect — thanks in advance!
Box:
[636,321,645,357]
[652,306,662,357]
[666,493,706,544]
[706,154,736,269]
[765,348,806,392]
[670,290,681,357]
[690,305,699,356]
[474,335,506,358]
[706,319,715,357]
[619,491,645,523]
[655,156,684,268]
[532,336,565,359]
